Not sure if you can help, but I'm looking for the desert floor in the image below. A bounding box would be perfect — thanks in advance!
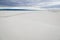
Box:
[0,11,60,40]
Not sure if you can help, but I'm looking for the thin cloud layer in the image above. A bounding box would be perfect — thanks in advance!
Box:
[0,0,60,8]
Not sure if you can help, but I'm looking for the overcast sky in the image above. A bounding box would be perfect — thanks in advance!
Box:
[0,0,60,8]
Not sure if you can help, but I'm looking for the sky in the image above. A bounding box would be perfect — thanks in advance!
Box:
[0,0,60,8]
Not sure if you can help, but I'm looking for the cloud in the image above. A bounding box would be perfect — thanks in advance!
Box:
[0,0,60,8]
[39,2,60,8]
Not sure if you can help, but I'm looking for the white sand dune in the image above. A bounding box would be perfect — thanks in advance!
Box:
[0,11,60,40]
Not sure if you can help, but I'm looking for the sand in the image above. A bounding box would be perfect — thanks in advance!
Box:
[0,11,60,40]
